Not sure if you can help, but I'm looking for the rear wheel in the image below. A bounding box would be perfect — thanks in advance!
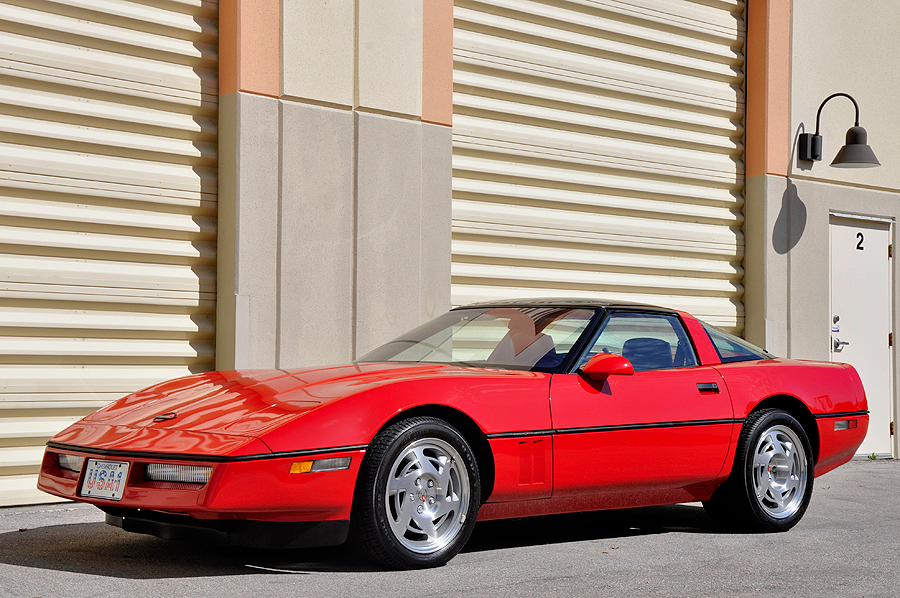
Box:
[351,417,480,569]
[704,408,813,532]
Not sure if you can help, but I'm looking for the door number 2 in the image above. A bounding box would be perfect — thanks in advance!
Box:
[857,232,864,250]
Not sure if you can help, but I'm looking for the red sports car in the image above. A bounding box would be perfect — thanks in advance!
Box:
[38,299,867,568]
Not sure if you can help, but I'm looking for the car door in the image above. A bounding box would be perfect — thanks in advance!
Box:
[550,311,733,499]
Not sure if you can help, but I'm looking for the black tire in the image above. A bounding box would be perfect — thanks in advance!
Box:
[350,417,480,569]
[703,408,814,532]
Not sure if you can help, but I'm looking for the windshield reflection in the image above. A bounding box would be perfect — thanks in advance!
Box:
[357,307,596,371]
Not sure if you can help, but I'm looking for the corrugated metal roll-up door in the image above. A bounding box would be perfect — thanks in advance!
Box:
[452,0,746,331]
[0,0,217,505]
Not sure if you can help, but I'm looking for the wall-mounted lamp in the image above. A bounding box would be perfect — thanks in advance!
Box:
[798,93,880,168]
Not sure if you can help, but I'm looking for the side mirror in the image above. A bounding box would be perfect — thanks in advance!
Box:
[580,353,634,379]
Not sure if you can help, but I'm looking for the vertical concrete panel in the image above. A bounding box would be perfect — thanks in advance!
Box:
[233,93,280,368]
[282,0,355,105]
[743,175,767,349]
[216,94,238,369]
[786,187,829,361]
[358,0,423,116]
[782,181,829,361]
[744,174,789,357]
[789,209,828,361]
[278,101,355,366]
[420,123,452,318]
[356,113,423,355]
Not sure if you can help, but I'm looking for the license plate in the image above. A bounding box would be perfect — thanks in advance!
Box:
[81,459,129,500]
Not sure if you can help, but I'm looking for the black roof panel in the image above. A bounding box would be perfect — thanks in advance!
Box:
[456,297,674,311]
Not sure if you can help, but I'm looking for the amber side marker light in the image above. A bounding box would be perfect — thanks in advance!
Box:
[834,419,858,431]
[290,457,352,474]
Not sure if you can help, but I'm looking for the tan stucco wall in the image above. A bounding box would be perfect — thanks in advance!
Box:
[789,0,900,189]
[784,0,900,357]
[746,175,900,354]
[746,0,900,347]
[217,0,453,369]
[745,0,900,455]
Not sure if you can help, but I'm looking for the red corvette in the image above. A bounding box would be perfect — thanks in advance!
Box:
[38,299,867,568]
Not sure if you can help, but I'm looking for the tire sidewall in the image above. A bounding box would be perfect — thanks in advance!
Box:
[363,418,481,568]
[738,409,814,532]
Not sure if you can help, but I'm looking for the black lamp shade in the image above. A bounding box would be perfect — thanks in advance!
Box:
[831,126,881,167]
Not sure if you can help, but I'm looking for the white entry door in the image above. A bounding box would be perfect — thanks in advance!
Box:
[830,216,893,456]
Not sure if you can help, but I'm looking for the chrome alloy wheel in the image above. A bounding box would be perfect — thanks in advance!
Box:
[751,424,808,519]
[383,437,470,554]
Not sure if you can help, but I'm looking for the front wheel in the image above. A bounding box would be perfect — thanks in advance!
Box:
[351,417,480,569]
[704,408,814,532]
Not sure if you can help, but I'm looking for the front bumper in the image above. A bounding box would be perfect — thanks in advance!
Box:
[38,444,365,526]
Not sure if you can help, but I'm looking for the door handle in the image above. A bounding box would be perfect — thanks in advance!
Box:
[833,338,850,351]
[697,382,719,393]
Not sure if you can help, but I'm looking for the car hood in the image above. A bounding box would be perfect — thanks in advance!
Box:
[76,362,505,438]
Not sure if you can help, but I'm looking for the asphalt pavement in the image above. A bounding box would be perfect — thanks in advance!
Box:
[0,458,897,598]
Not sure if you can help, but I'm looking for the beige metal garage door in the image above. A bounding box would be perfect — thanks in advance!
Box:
[0,0,218,505]
[452,0,745,330]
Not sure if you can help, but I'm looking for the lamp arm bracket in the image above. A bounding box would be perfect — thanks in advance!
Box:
[815,93,860,134]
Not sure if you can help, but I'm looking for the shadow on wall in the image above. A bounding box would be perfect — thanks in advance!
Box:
[773,178,807,254]
[773,123,812,255]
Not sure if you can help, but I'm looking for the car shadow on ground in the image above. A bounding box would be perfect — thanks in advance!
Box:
[0,504,722,577]
[462,503,720,554]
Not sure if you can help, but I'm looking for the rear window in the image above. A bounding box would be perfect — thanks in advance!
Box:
[701,321,775,363]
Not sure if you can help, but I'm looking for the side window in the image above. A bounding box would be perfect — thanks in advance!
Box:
[580,313,698,372]
[701,320,773,363]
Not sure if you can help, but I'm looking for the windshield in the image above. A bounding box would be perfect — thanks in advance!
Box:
[357,307,597,371]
